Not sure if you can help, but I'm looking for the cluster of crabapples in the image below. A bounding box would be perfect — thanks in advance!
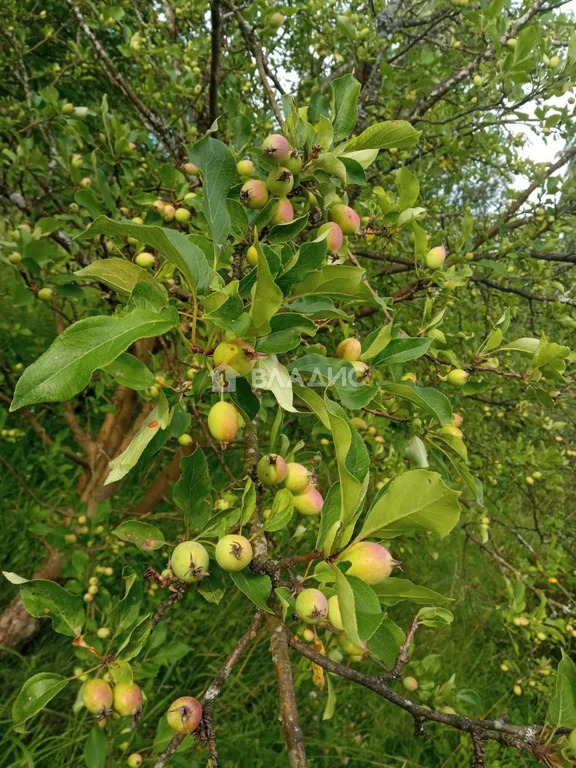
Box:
[295,540,399,660]
[238,132,361,266]
[82,676,203,743]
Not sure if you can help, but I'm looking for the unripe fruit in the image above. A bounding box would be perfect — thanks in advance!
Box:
[272,198,294,224]
[403,676,419,692]
[318,222,344,252]
[328,595,344,630]
[127,754,143,768]
[568,729,576,751]
[338,634,366,658]
[246,245,258,266]
[338,541,397,585]
[473,74,483,86]
[167,696,202,733]
[96,627,110,639]
[236,159,255,177]
[295,588,328,624]
[549,55,560,69]
[113,683,143,717]
[178,434,193,446]
[266,167,294,196]
[446,368,469,387]
[174,208,191,224]
[257,454,288,486]
[62,102,75,114]
[240,179,269,209]
[213,339,257,377]
[336,338,361,362]
[438,425,463,439]
[269,11,285,28]
[83,679,113,715]
[293,485,323,515]
[183,162,198,174]
[135,251,155,268]
[71,153,83,168]
[171,540,210,582]
[425,245,447,269]
[38,287,54,301]
[506,38,517,48]
[153,199,166,211]
[183,192,197,203]
[261,133,291,162]
[352,361,370,381]
[8,252,21,264]
[283,462,311,494]
[452,413,463,427]
[207,401,240,442]
[329,204,360,235]
[163,204,176,221]
[215,534,253,571]
[350,417,368,431]
[284,151,302,175]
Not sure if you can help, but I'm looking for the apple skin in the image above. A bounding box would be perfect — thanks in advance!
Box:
[261,133,291,162]
[135,251,155,268]
[327,595,344,630]
[37,287,54,301]
[329,204,360,235]
[338,633,367,659]
[83,679,113,715]
[113,683,143,717]
[266,167,294,196]
[272,198,294,224]
[215,534,253,571]
[284,151,302,174]
[282,462,310,493]
[246,245,258,266]
[207,401,241,442]
[336,338,361,361]
[446,368,469,387]
[174,208,191,224]
[237,159,255,177]
[127,754,143,768]
[337,541,397,585]
[171,540,210,583]
[318,222,344,252]
[295,588,328,624]
[257,454,288,486]
[213,339,256,377]
[425,245,446,269]
[403,676,419,691]
[166,696,203,733]
[293,485,323,515]
[240,179,269,209]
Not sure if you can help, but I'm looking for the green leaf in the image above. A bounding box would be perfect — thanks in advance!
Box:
[256,313,317,355]
[77,217,214,293]
[268,215,310,244]
[117,614,152,661]
[367,619,405,668]
[395,166,420,210]
[230,570,273,612]
[198,565,226,605]
[11,305,178,411]
[12,673,69,733]
[249,247,284,336]
[373,578,453,607]
[289,265,375,302]
[105,392,171,484]
[190,136,236,248]
[75,257,161,296]
[101,353,155,390]
[548,651,576,729]
[331,73,361,141]
[108,660,133,685]
[337,121,421,153]
[379,382,452,424]
[359,470,461,539]
[113,521,165,551]
[370,337,432,367]
[336,570,382,644]
[241,478,257,525]
[172,448,213,533]
[110,570,142,637]
[263,488,294,532]
[360,325,393,361]
[11,578,85,637]
[252,355,297,412]
[83,725,108,768]
[417,606,454,627]
[310,153,347,183]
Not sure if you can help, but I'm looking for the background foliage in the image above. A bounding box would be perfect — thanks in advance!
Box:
[1,0,576,766]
